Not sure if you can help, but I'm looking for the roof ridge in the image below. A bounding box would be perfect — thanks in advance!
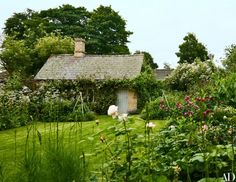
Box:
[51,54,144,58]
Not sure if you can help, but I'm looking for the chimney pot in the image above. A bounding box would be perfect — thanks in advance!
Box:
[74,38,85,57]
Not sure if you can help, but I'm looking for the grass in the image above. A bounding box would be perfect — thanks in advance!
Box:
[0,115,166,181]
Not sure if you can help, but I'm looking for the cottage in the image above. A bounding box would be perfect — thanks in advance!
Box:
[35,38,144,114]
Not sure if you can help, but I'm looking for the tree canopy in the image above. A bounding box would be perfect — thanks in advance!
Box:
[222,44,236,72]
[86,6,132,54]
[3,4,132,55]
[0,34,74,76]
[1,4,133,77]
[176,33,209,64]
[39,4,91,38]
[4,9,47,41]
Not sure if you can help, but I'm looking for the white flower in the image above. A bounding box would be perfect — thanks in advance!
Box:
[22,86,31,94]
[146,122,156,128]
[223,116,227,120]
[118,113,128,121]
[202,124,208,132]
[107,105,118,119]
[169,125,176,131]
[22,95,30,103]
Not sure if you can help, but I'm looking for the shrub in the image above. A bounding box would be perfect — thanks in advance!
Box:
[4,72,23,90]
[133,70,163,111]
[141,93,183,120]
[0,90,30,130]
[150,94,236,181]
[166,59,216,91]
[212,72,236,108]
[141,97,171,120]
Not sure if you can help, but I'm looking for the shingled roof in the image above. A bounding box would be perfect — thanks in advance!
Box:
[34,54,144,80]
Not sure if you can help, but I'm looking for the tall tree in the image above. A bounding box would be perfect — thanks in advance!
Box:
[86,5,132,54]
[39,4,91,38]
[222,44,236,72]
[4,9,47,41]
[176,33,209,64]
[4,5,132,55]
[2,5,133,77]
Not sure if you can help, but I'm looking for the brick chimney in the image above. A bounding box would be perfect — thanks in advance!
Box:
[74,38,85,57]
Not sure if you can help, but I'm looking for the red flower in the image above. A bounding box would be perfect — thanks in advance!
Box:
[185,96,190,102]
[176,102,183,110]
[184,111,193,117]
[195,97,202,102]
[203,109,211,117]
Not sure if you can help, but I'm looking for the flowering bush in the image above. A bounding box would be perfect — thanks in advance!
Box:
[141,93,183,120]
[0,83,97,130]
[148,93,236,181]
[0,90,30,130]
[166,59,216,91]
[29,87,96,122]
[141,97,171,120]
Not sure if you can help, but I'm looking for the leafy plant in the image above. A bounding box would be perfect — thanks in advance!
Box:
[166,59,216,91]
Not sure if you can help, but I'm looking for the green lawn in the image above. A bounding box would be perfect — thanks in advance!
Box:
[0,115,166,181]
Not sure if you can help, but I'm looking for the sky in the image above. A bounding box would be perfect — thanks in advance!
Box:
[1,0,236,68]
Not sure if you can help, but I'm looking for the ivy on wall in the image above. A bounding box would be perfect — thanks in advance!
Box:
[43,71,163,114]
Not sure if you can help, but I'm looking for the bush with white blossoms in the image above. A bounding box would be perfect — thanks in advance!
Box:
[0,88,31,130]
[166,59,217,91]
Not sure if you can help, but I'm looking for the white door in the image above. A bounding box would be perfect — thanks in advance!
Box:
[117,90,128,114]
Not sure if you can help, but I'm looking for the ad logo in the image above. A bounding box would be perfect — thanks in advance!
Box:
[223,172,235,182]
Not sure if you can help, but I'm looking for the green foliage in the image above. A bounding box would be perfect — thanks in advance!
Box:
[0,36,32,75]
[0,71,162,130]
[133,70,163,110]
[4,72,23,90]
[4,4,132,57]
[0,90,30,130]
[86,5,132,54]
[31,93,96,123]
[134,51,158,71]
[0,34,74,76]
[4,9,47,41]
[141,97,171,120]
[0,115,167,181]
[43,79,118,115]
[222,44,236,72]
[166,59,216,91]
[176,33,210,64]
[34,34,74,71]
[39,4,91,38]
[42,72,162,114]
[98,115,168,181]
[141,93,183,120]
[212,72,236,108]
[13,125,89,182]
[35,34,73,59]
[149,94,236,181]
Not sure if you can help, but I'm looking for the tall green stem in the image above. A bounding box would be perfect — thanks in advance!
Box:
[123,120,131,182]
